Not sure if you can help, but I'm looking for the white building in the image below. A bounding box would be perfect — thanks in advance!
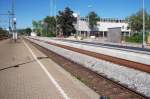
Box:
[31,32,37,36]
[74,16,131,38]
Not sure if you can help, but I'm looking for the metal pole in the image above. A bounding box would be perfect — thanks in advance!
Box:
[46,22,48,36]
[142,0,145,48]
[8,11,11,36]
[77,14,79,37]
[88,5,92,38]
[54,0,57,36]
[88,5,90,38]
[8,14,11,32]
[12,0,17,41]
[12,0,14,40]
[50,0,53,16]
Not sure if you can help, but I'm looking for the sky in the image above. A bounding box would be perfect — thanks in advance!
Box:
[0,0,150,29]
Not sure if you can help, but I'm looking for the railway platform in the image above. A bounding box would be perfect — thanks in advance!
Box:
[0,39,100,99]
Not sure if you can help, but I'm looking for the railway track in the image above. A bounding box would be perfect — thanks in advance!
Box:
[26,39,148,99]
[48,41,150,73]
[0,37,8,41]
[31,38,150,73]
[56,39,150,53]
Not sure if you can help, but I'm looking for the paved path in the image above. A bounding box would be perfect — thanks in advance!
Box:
[0,39,100,99]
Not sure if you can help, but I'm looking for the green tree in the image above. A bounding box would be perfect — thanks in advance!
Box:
[25,28,32,36]
[43,16,56,37]
[127,9,150,32]
[32,20,38,32]
[147,16,150,31]
[32,20,43,36]
[0,28,9,38]
[88,11,100,31]
[57,7,76,37]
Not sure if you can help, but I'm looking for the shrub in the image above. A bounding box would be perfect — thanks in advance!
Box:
[47,33,56,37]
[125,33,143,43]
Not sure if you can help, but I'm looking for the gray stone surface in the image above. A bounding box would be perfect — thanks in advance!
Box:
[0,39,100,99]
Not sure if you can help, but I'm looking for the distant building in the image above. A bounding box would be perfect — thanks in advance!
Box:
[31,32,37,36]
[74,16,131,38]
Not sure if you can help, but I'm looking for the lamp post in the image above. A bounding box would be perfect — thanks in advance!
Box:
[142,0,145,48]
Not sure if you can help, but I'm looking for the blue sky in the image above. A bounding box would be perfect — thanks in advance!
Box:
[0,0,150,29]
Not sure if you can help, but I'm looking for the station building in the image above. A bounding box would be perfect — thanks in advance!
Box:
[74,16,131,38]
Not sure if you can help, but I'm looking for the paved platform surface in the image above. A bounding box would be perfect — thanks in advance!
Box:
[0,39,100,99]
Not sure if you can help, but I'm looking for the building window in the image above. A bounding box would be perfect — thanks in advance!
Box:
[97,24,100,26]
[122,26,125,29]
